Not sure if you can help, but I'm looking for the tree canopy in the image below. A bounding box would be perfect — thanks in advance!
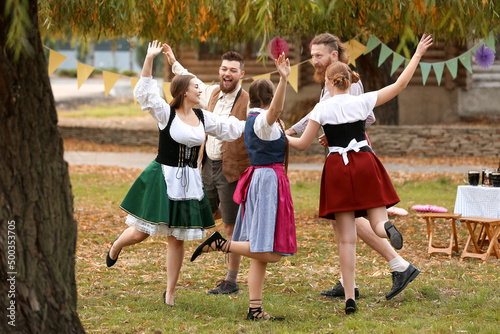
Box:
[6,0,498,59]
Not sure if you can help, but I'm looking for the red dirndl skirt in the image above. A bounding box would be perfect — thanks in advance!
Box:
[319,151,399,220]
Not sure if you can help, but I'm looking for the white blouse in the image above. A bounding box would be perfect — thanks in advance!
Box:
[134,76,245,200]
[309,92,378,126]
[251,108,283,141]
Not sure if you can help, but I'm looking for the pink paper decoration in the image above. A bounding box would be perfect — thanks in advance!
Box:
[267,37,289,60]
[474,45,495,68]
[411,205,448,213]
[387,207,408,216]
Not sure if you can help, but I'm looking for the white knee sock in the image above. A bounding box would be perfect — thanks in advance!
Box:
[388,256,410,272]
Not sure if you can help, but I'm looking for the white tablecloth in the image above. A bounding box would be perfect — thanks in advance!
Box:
[454,185,500,219]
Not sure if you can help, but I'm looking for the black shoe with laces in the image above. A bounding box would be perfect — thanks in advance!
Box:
[208,280,239,295]
[385,264,420,300]
[321,281,360,300]
[191,231,229,262]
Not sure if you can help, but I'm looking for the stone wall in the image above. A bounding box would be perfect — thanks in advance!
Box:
[59,124,500,158]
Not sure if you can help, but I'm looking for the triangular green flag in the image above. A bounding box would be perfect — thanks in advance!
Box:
[405,59,410,67]
[420,63,432,85]
[432,62,445,86]
[446,58,458,79]
[378,44,393,67]
[485,32,496,51]
[391,53,406,76]
[459,51,473,73]
[363,35,381,55]
[471,43,481,53]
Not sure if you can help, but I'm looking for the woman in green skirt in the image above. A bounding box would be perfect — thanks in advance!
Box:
[106,40,245,306]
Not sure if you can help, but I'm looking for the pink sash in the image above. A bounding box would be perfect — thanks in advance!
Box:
[234,163,297,254]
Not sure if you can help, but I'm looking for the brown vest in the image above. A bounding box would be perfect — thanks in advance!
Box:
[206,86,251,183]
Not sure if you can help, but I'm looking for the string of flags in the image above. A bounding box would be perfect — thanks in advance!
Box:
[46,33,496,101]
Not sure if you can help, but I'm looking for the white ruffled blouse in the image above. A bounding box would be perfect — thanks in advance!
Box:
[134,76,245,200]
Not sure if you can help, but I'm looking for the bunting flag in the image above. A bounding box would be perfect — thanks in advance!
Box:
[485,32,496,50]
[364,35,381,55]
[420,63,432,85]
[445,58,458,79]
[48,49,67,76]
[103,71,121,97]
[162,82,173,103]
[289,64,299,93]
[344,39,368,67]
[45,32,496,100]
[391,53,406,76]
[252,73,271,81]
[76,62,95,89]
[378,44,393,67]
[432,62,445,86]
[130,78,139,103]
[459,51,473,73]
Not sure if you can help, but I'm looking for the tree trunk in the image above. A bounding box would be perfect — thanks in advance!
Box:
[0,2,85,333]
[356,47,399,125]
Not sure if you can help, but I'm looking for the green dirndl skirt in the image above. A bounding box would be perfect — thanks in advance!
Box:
[120,161,215,234]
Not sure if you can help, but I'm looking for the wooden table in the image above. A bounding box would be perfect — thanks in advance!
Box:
[454,186,500,262]
[421,213,461,258]
[458,217,500,262]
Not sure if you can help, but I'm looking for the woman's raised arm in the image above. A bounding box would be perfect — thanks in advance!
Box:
[375,33,433,107]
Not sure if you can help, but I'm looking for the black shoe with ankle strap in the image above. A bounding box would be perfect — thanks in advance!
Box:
[246,299,284,321]
[190,231,230,262]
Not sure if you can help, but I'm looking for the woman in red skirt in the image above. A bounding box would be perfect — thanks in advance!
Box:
[288,34,433,314]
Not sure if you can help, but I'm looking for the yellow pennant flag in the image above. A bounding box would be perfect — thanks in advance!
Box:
[77,62,95,89]
[345,39,368,67]
[162,82,173,103]
[289,64,299,93]
[103,71,121,98]
[252,73,271,81]
[48,49,67,76]
[130,78,139,104]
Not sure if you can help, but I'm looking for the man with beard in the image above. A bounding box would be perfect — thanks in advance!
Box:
[286,33,419,301]
[164,46,250,295]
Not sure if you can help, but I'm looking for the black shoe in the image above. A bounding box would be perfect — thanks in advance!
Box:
[321,281,360,300]
[190,231,229,262]
[106,238,122,268]
[385,221,403,250]
[345,298,357,314]
[385,264,420,300]
[247,306,284,321]
[163,291,174,307]
[208,280,239,295]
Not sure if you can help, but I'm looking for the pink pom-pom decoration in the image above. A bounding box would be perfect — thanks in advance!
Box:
[387,207,408,216]
[267,37,289,60]
[411,204,448,213]
[411,205,428,212]
[429,205,447,213]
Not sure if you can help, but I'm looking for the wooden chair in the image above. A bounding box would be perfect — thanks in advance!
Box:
[422,213,461,258]
[460,217,500,262]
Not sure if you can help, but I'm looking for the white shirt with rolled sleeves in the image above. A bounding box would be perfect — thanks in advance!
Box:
[171,61,243,161]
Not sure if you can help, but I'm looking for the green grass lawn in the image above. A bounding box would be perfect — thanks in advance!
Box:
[72,167,500,333]
[59,102,144,118]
